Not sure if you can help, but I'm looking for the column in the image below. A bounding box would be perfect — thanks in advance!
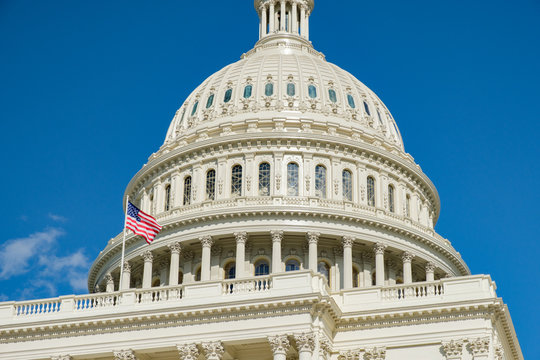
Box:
[201,341,225,360]
[105,274,115,293]
[374,243,386,286]
[261,6,267,37]
[271,230,284,273]
[268,335,290,360]
[280,1,286,31]
[470,338,490,360]
[300,6,306,38]
[362,251,374,287]
[200,235,214,281]
[234,232,248,278]
[141,251,153,289]
[121,261,131,290]
[168,242,182,286]
[295,333,315,360]
[269,2,275,33]
[425,262,435,282]
[113,350,137,360]
[332,246,343,291]
[305,9,309,40]
[292,2,298,34]
[307,232,320,272]
[342,236,354,289]
[442,340,464,360]
[177,344,199,360]
[402,252,414,285]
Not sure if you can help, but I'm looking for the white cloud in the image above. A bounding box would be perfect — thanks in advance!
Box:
[0,228,64,280]
[48,213,67,223]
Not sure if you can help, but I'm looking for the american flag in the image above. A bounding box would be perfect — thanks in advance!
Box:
[126,201,162,244]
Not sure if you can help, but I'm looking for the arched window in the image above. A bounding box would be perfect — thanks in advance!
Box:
[243,85,253,98]
[353,267,359,288]
[286,259,300,272]
[308,85,317,98]
[328,89,337,103]
[206,94,214,109]
[388,185,395,213]
[342,170,353,201]
[191,101,199,116]
[287,162,299,196]
[287,83,295,97]
[206,169,216,200]
[231,165,243,196]
[367,176,375,207]
[315,165,327,198]
[164,185,171,211]
[223,88,233,103]
[347,94,356,108]
[259,162,271,196]
[406,194,411,218]
[224,262,236,279]
[363,101,371,116]
[255,260,269,276]
[183,176,192,205]
[265,83,274,96]
[318,261,330,284]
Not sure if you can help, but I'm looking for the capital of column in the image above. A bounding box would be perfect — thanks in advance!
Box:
[338,350,360,360]
[342,236,355,248]
[142,250,153,262]
[177,343,199,360]
[425,262,436,273]
[113,350,136,360]
[294,332,315,353]
[373,243,387,255]
[234,231,248,244]
[271,230,284,243]
[201,341,225,360]
[306,231,320,244]
[199,235,214,248]
[320,338,332,359]
[168,242,182,254]
[469,338,490,356]
[122,261,131,273]
[442,339,464,359]
[105,273,114,284]
[364,347,386,360]
[268,334,291,355]
[401,252,414,263]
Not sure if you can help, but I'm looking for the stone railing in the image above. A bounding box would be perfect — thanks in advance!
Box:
[381,282,444,301]
[222,276,272,295]
[134,285,183,304]
[14,298,62,316]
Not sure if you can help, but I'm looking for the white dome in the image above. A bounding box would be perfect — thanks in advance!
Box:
[164,41,404,150]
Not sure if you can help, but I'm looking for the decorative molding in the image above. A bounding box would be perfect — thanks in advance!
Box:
[342,236,355,248]
[51,356,72,360]
[469,337,490,357]
[373,242,387,255]
[199,235,214,248]
[142,250,153,262]
[365,347,386,360]
[268,334,290,355]
[425,262,436,273]
[401,251,414,263]
[271,230,284,243]
[338,350,360,360]
[122,261,131,273]
[168,242,182,254]
[294,332,315,353]
[306,231,320,244]
[442,339,464,360]
[234,231,248,244]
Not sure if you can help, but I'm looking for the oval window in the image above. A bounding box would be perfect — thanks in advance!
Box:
[243,85,253,98]
[308,85,317,98]
[206,94,214,109]
[224,89,232,103]
[328,89,337,103]
[363,101,371,116]
[265,83,274,96]
[287,83,295,97]
[347,94,356,108]
[191,101,199,116]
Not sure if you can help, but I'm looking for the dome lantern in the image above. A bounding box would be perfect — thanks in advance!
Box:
[255,0,315,46]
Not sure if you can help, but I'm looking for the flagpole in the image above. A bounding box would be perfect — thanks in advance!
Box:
[119,195,130,292]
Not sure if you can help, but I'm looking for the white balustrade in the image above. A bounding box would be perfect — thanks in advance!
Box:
[14,299,61,316]
[135,286,183,304]
[222,276,272,295]
[381,281,444,301]
[74,293,119,311]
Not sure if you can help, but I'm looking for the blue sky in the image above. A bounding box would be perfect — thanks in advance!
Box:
[0,0,538,357]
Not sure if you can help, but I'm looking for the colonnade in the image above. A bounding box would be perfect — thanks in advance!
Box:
[259,0,311,40]
[105,231,440,293]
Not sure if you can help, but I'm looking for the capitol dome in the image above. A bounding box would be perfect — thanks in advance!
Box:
[88,0,469,293]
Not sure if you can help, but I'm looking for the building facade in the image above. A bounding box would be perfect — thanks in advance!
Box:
[0,1,523,359]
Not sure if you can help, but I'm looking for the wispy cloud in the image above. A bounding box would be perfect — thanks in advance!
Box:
[48,213,68,223]
[0,228,90,299]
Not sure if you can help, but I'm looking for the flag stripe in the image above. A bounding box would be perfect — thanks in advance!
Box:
[125,201,162,244]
